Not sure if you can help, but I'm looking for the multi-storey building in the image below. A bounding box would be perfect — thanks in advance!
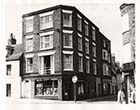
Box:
[120,3,135,104]
[6,5,111,100]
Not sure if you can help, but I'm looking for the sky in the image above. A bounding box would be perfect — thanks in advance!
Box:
[4,1,124,63]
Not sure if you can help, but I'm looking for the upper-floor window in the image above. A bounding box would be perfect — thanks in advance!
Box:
[85,38,89,54]
[63,30,73,48]
[102,49,108,60]
[103,40,106,48]
[63,51,73,71]
[92,27,96,41]
[77,14,82,31]
[26,35,33,52]
[78,33,82,51]
[103,63,109,76]
[93,61,97,75]
[62,10,72,27]
[84,20,89,36]
[25,16,33,33]
[86,57,90,73]
[78,53,83,72]
[26,57,33,72]
[6,64,11,75]
[40,31,53,50]
[40,11,53,30]
[92,45,96,58]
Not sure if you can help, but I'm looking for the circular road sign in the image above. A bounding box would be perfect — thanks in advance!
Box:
[72,75,78,83]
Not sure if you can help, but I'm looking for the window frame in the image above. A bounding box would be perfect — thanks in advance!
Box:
[63,51,73,71]
[63,30,73,48]
[85,38,89,54]
[78,53,83,72]
[6,84,11,97]
[25,16,34,33]
[62,10,72,27]
[78,33,82,51]
[39,11,54,30]
[6,64,11,75]
[40,31,54,50]
[26,57,33,73]
[84,20,89,36]
[77,14,82,31]
[86,56,90,73]
[26,35,33,52]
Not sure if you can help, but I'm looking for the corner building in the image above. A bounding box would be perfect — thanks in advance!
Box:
[21,5,111,100]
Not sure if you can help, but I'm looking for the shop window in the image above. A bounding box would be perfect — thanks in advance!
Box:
[35,80,58,96]
[77,82,84,95]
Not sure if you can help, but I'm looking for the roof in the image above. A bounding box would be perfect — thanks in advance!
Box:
[6,44,23,61]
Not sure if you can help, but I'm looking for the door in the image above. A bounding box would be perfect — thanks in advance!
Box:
[25,80,30,98]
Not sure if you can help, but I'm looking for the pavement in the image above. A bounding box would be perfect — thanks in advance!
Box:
[2,95,118,104]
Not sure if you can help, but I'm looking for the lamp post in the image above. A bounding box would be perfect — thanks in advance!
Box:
[72,75,78,103]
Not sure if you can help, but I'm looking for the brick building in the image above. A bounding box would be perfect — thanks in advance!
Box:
[6,5,112,100]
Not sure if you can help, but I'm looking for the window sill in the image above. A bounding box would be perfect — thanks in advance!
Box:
[64,69,73,71]
[40,47,53,50]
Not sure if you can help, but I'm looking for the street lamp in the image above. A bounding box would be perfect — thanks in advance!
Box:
[72,75,78,103]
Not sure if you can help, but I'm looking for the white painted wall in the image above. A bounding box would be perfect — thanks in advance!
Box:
[5,60,21,98]
[122,43,131,63]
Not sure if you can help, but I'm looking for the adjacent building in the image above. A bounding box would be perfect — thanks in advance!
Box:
[6,5,112,100]
[6,33,23,98]
[120,3,135,103]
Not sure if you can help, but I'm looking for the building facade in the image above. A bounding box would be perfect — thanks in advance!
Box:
[6,34,23,98]
[120,3,135,103]
[6,5,112,100]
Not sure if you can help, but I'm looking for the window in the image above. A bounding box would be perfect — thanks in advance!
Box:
[103,63,109,76]
[63,53,73,70]
[25,18,33,33]
[103,40,106,48]
[6,65,11,75]
[26,38,33,52]
[6,84,11,97]
[93,62,97,75]
[35,80,58,96]
[78,54,83,72]
[63,10,72,27]
[85,39,89,54]
[40,32,53,49]
[102,49,108,60]
[92,45,96,57]
[63,31,73,48]
[77,15,82,31]
[92,28,96,41]
[78,34,82,51]
[84,21,88,36]
[26,58,33,72]
[86,57,90,73]
[40,14,53,30]
[40,55,54,75]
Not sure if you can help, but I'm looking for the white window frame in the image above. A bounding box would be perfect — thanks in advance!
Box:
[78,33,82,51]
[26,35,33,52]
[26,57,33,73]
[25,16,34,33]
[63,51,73,71]
[39,11,54,30]
[63,30,73,48]
[78,53,83,72]
[77,14,82,31]
[62,10,72,27]
[40,31,54,50]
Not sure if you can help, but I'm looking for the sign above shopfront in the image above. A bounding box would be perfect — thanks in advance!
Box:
[122,62,135,72]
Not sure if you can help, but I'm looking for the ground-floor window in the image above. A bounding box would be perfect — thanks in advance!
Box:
[6,84,11,97]
[77,81,84,95]
[35,80,58,96]
[103,83,109,95]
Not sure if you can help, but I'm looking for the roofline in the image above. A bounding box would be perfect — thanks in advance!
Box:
[22,4,99,30]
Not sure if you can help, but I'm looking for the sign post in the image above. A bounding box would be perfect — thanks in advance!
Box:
[72,75,78,103]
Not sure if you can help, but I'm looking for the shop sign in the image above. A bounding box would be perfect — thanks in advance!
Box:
[122,62,135,72]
